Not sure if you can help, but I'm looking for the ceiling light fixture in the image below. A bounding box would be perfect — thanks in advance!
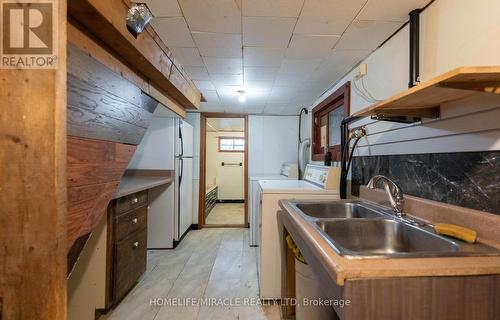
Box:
[237,90,246,103]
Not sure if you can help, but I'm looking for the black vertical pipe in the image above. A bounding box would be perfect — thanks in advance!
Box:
[409,9,422,88]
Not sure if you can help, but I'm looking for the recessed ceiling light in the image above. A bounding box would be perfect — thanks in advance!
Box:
[238,90,246,103]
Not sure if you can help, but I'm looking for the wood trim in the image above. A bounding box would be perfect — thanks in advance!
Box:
[0,0,67,318]
[311,82,350,161]
[198,113,249,228]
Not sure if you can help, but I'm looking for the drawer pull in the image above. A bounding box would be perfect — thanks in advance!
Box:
[132,218,138,224]
[133,241,139,248]
[131,197,138,204]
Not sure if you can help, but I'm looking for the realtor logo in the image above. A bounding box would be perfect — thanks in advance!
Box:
[1,0,58,68]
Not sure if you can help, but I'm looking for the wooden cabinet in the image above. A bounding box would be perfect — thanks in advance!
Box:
[107,190,148,305]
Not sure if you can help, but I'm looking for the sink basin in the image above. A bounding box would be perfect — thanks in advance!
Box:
[295,201,386,219]
[316,219,461,258]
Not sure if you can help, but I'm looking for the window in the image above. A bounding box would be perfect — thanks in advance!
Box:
[311,82,350,161]
[219,137,245,152]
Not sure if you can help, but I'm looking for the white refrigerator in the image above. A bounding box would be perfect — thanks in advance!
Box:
[128,117,194,248]
[174,118,193,242]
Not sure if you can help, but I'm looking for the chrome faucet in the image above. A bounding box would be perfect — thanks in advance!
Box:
[367,175,405,217]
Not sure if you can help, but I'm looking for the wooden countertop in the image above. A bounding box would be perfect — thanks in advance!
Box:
[279,200,500,286]
[113,176,174,199]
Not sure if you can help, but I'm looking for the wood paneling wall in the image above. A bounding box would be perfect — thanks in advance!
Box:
[0,1,67,318]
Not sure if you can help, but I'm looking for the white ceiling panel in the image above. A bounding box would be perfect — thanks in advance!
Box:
[281,104,303,115]
[203,57,243,74]
[279,58,322,75]
[334,20,402,50]
[358,0,431,22]
[192,32,242,49]
[294,0,367,35]
[243,47,285,67]
[286,34,340,59]
[184,66,210,80]
[244,67,279,81]
[194,80,216,91]
[152,17,195,47]
[179,0,241,33]
[274,74,305,86]
[243,17,296,47]
[243,80,274,93]
[210,74,244,86]
[169,47,204,67]
[242,0,304,17]
[207,118,245,131]
[198,47,242,59]
[141,0,182,17]
[264,102,287,114]
[268,86,293,103]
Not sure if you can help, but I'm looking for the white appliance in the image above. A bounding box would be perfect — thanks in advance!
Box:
[258,164,340,300]
[248,163,298,247]
[136,117,193,248]
[174,118,194,242]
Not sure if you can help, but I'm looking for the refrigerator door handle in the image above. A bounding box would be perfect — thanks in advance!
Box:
[179,157,183,186]
[179,122,184,157]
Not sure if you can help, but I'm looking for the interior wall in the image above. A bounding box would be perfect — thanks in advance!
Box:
[248,115,300,176]
[300,0,500,211]
[305,0,500,158]
[185,113,201,224]
[206,131,245,200]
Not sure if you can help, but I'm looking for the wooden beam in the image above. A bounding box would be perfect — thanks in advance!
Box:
[68,23,187,118]
[67,0,201,110]
[0,0,67,318]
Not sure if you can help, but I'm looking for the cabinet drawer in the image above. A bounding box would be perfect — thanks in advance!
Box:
[115,191,148,215]
[113,228,147,302]
[114,205,147,242]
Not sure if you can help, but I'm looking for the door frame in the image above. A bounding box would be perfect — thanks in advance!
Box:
[199,113,249,228]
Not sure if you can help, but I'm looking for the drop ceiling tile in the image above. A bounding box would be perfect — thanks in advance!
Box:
[200,103,226,112]
[274,74,305,86]
[198,47,242,59]
[142,0,182,17]
[278,58,322,75]
[263,102,287,114]
[210,74,244,86]
[152,17,195,47]
[244,67,279,81]
[243,47,285,67]
[281,104,303,115]
[295,0,366,35]
[179,0,241,33]
[334,20,403,50]
[243,80,274,93]
[243,17,296,47]
[358,0,431,22]
[285,34,340,59]
[307,49,369,83]
[192,32,242,49]
[242,0,304,17]
[204,57,243,74]
[268,86,294,102]
[184,66,210,80]
[194,80,216,90]
[169,47,204,66]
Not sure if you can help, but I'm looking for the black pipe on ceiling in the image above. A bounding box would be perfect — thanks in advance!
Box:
[409,9,422,88]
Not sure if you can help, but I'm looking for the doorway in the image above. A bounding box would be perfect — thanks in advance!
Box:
[199,113,248,228]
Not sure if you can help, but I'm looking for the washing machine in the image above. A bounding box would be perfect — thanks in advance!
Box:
[249,163,298,247]
[258,164,340,300]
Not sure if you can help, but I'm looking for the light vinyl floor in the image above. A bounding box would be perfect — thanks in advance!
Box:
[103,228,280,320]
[205,203,245,225]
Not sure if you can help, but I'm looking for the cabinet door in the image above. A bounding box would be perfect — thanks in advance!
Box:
[113,228,147,302]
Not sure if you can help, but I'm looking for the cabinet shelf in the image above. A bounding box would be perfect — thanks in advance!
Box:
[352,66,500,121]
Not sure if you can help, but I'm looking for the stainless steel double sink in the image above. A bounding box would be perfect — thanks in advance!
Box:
[289,200,500,259]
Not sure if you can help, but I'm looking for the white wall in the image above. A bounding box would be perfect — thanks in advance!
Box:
[207,131,245,200]
[185,113,200,224]
[304,0,500,161]
[248,115,299,176]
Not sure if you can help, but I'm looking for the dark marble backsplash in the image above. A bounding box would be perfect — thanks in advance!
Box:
[351,152,500,215]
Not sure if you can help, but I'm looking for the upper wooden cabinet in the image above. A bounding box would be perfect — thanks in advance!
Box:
[68,0,201,110]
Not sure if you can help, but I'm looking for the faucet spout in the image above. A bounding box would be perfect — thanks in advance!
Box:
[367,175,405,217]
